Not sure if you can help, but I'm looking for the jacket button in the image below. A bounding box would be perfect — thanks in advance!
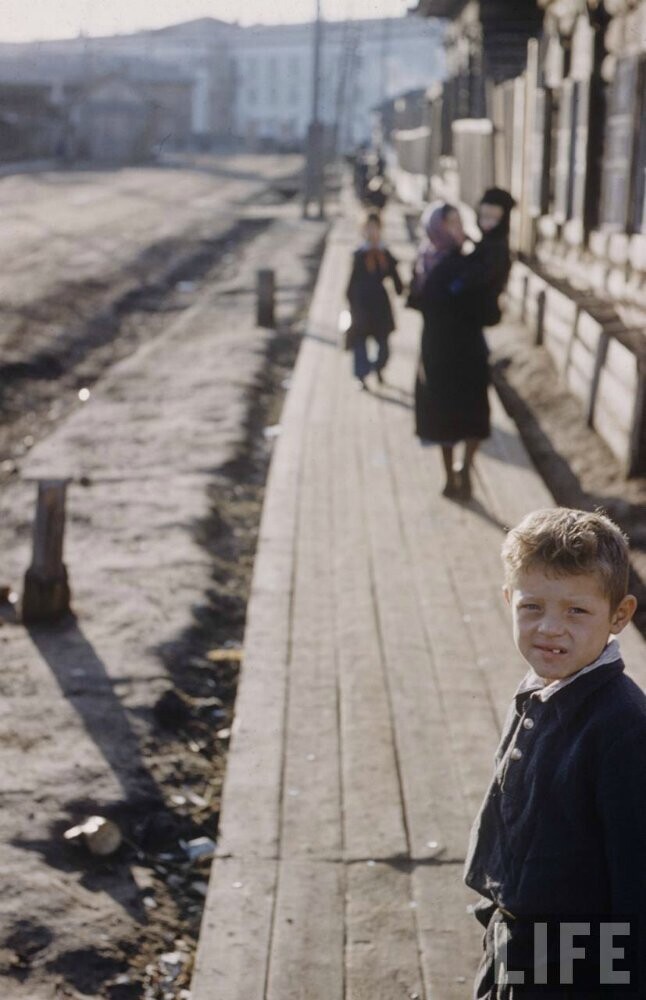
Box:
[510,747,523,760]
[523,718,535,729]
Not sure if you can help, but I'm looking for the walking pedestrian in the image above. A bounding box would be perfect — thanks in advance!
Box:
[346,211,403,390]
[411,203,491,499]
[364,175,388,213]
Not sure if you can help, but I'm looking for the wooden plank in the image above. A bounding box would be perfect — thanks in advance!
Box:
[575,311,603,354]
[280,326,343,861]
[191,857,278,1000]
[332,349,409,862]
[412,863,483,999]
[378,324,502,822]
[596,366,636,433]
[357,381,474,861]
[216,216,351,862]
[568,334,597,384]
[605,338,638,392]
[215,341,317,860]
[266,860,344,1000]
[346,861,424,1000]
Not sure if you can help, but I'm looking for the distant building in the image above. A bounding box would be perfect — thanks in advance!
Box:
[0,16,444,161]
[0,17,237,156]
[0,81,62,161]
[233,17,445,150]
[0,13,445,166]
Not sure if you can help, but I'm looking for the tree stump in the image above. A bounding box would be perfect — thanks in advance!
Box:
[22,479,71,624]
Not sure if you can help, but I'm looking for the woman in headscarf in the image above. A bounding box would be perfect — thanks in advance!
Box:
[408,201,459,308]
[412,203,491,499]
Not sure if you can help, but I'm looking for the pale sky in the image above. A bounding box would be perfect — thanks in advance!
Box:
[0,0,414,43]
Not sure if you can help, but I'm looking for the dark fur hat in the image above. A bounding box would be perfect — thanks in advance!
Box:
[479,187,516,212]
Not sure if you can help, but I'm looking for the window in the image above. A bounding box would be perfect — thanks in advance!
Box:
[268,56,278,103]
[553,79,576,223]
[600,56,640,231]
[630,58,646,234]
[570,78,590,223]
[529,86,553,217]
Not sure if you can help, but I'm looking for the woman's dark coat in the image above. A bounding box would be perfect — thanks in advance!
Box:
[346,247,403,339]
[462,227,512,327]
[414,248,491,443]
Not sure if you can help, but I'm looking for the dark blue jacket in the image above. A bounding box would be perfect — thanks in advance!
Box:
[464,658,646,992]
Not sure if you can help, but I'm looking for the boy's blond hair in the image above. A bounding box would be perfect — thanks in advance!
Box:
[502,507,630,610]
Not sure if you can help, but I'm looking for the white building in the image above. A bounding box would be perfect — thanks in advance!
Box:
[234,17,445,150]
[0,15,444,157]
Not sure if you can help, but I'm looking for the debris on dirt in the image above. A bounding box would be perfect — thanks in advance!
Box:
[153,690,193,731]
[180,837,216,862]
[3,920,53,969]
[64,815,123,856]
[205,646,243,663]
[262,423,281,439]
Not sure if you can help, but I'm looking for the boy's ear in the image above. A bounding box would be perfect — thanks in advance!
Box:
[610,594,638,634]
[502,584,511,607]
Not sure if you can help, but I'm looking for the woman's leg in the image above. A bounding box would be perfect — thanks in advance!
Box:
[460,438,481,499]
[441,445,458,496]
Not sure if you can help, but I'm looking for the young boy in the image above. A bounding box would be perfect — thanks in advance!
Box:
[346,211,403,390]
[465,507,646,998]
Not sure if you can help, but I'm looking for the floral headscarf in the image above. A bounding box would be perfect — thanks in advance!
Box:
[415,202,461,281]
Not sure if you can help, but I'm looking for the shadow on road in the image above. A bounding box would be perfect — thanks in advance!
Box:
[27,616,161,802]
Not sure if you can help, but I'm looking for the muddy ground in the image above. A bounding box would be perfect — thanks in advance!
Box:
[0,157,328,1000]
[0,154,301,478]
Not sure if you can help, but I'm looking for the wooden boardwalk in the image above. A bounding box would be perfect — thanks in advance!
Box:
[191,206,646,1000]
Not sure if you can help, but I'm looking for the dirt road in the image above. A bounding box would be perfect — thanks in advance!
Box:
[0,157,327,999]
[0,155,302,471]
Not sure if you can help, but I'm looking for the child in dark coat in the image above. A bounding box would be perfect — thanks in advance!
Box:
[346,212,403,389]
[459,187,516,327]
[465,507,646,999]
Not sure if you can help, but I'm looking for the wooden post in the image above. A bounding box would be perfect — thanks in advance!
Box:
[22,479,71,623]
[535,288,546,346]
[256,269,275,328]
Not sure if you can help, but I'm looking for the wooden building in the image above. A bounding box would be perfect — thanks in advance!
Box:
[401,0,646,476]
[0,83,63,162]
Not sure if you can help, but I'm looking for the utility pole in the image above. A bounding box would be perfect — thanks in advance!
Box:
[303,0,325,219]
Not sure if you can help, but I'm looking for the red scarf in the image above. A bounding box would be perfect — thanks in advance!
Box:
[365,247,388,273]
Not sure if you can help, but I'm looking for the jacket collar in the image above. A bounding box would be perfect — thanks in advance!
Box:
[514,657,625,724]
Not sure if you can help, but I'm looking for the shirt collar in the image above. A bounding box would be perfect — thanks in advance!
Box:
[515,638,622,707]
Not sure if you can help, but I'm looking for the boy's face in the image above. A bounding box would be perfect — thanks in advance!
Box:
[478,203,505,233]
[504,567,636,682]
